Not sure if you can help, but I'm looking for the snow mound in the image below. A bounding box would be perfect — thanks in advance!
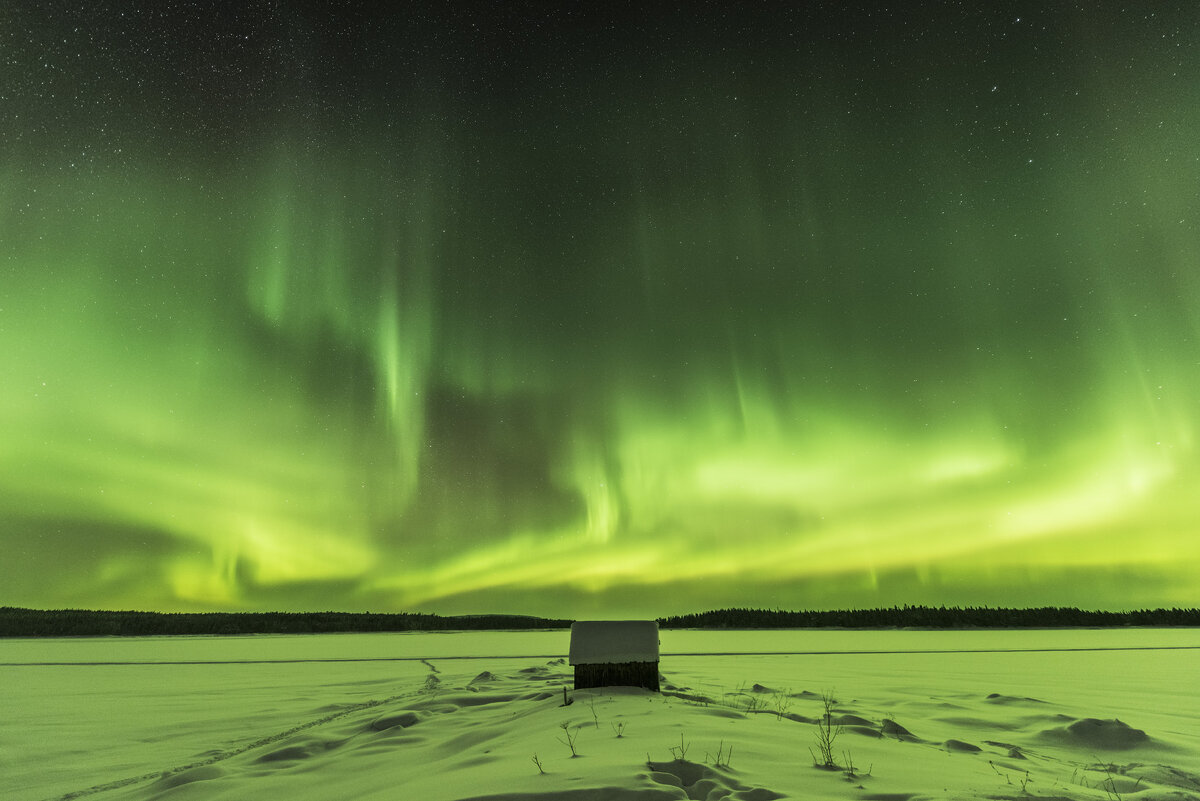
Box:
[1039,717,1151,750]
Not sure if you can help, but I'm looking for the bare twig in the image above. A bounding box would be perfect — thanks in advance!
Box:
[707,740,732,769]
[669,732,690,761]
[557,722,580,757]
[812,691,842,769]
[772,690,793,720]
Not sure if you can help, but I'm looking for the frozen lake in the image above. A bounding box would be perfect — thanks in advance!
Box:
[6,625,1198,663]
[4,629,1198,801]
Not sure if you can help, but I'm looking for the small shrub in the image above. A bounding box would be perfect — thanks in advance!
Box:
[772,691,793,721]
[810,691,842,769]
[669,732,690,761]
[707,740,733,769]
[557,722,580,757]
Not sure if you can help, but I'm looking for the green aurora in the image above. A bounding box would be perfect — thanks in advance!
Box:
[2,5,1198,617]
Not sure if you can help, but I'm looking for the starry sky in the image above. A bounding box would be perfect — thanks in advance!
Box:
[2,3,1198,617]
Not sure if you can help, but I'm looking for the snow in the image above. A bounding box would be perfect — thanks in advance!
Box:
[3,628,1199,801]
[570,621,660,665]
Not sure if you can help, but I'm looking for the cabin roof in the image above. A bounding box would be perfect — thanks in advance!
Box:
[569,620,660,665]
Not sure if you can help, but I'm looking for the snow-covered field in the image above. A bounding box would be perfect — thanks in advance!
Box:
[4,629,1198,801]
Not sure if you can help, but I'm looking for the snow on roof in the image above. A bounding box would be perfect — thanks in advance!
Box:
[569,620,660,665]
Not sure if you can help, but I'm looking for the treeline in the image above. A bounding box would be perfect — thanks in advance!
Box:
[7,605,1199,637]
[0,607,572,637]
[657,606,1200,629]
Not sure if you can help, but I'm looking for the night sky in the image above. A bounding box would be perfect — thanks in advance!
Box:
[3,3,1198,617]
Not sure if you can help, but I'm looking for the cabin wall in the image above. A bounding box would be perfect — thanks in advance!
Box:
[574,660,659,692]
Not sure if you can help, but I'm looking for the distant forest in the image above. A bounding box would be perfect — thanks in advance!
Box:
[2,605,1198,637]
[657,606,1200,629]
[0,607,571,637]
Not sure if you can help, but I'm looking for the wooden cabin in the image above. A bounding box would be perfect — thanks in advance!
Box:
[569,620,660,692]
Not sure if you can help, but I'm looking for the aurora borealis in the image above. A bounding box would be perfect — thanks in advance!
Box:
[3,4,1198,617]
